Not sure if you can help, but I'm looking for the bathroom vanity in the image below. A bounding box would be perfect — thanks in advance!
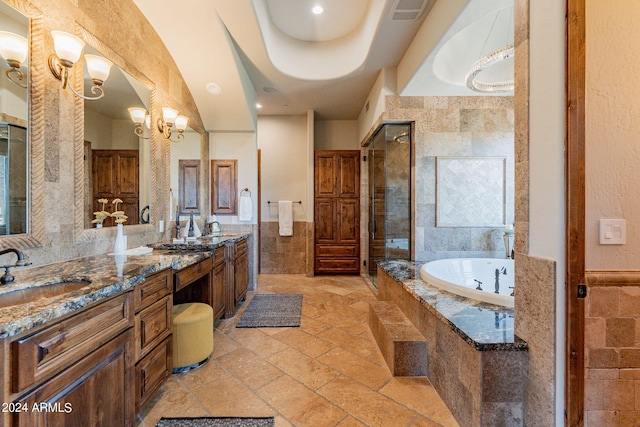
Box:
[0,233,249,427]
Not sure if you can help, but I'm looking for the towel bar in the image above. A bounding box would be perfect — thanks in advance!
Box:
[267,201,302,204]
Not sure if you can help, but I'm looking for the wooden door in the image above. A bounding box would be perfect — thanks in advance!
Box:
[92,150,139,226]
[314,151,360,274]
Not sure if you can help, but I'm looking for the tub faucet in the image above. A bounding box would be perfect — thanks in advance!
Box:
[494,268,501,294]
[0,247,31,285]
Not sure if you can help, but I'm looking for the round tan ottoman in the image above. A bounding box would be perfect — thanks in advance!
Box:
[172,302,213,373]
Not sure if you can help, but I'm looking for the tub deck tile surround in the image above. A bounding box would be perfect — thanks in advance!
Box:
[369,301,427,376]
[377,259,528,427]
[377,260,527,350]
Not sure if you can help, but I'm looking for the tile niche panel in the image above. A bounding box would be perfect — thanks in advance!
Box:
[436,156,506,227]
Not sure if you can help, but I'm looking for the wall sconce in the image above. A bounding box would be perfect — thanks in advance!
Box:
[48,30,113,101]
[157,107,189,142]
[0,31,28,88]
[128,107,151,139]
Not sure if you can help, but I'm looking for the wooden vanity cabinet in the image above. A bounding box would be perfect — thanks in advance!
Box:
[211,245,227,323]
[133,269,173,411]
[234,239,249,307]
[224,238,249,318]
[7,292,135,427]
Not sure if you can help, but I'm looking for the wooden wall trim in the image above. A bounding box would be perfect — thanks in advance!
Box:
[585,270,640,287]
[565,0,586,425]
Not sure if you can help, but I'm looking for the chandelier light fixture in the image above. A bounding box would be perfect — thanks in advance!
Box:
[465,44,514,93]
[0,31,28,88]
[157,107,189,142]
[48,30,113,100]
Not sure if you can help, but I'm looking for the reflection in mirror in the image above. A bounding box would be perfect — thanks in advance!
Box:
[82,46,151,229]
[0,2,28,236]
[170,130,201,222]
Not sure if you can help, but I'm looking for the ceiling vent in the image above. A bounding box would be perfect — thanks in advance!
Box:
[391,0,430,20]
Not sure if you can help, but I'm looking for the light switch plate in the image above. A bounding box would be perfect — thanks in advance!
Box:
[599,219,626,245]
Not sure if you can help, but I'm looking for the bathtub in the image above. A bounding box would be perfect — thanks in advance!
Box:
[419,258,515,308]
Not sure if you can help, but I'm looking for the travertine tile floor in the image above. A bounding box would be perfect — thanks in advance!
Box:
[137,274,459,427]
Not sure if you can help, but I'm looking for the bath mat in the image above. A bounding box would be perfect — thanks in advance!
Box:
[156,417,274,427]
[236,294,302,328]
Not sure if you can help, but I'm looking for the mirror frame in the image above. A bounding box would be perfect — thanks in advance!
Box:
[74,24,157,241]
[0,0,43,249]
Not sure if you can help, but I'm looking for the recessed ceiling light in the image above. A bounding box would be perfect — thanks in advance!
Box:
[312,5,323,14]
[256,103,262,109]
[205,82,221,95]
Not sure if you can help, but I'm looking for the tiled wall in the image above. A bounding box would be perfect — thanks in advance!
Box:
[383,96,515,261]
[260,221,308,274]
[585,278,640,426]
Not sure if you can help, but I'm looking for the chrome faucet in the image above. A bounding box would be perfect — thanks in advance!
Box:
[0,247,31,284]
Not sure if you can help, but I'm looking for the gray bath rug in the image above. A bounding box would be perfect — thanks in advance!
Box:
[236,294,302,328]
[156,417,274,427]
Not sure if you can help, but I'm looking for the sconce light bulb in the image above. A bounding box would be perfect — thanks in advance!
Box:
[128,107,147,124]
[0,31,28,66]
[144,114,151,129]
[175,115,189,132]
[51,30,85,67]
[162,107,178,126]
[84,54,112,85]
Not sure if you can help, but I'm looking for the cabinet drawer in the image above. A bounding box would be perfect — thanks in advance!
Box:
[134,270,172,312]
[12,292,133,393]
[315,258,360,273]
[316,244,358,257]
[234,239,248,257]
[213,245,226,266]
[135,295,172,361]
[175,257,212,292]
[136,336,172,411]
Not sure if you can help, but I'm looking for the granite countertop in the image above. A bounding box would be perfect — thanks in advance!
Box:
[147,232,249,251]
[378,259,528,352]
[0,232,250,339]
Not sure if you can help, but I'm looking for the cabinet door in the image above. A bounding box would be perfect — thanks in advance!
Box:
[211,159,238,215]
[315,152,337,197]
[314,199,336,242]
[337,152,360,198]
[337,198,360,243]
[234,251,249,306]
[13,331,134,427]
[211,260,226,322]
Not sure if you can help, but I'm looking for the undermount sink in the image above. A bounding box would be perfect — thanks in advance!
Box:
[0,280,92,309]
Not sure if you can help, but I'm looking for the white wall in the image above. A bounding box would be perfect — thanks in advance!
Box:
[210,131,258,224]
[257,115,312,222]
[529,0,566,424]
[315,120,359,150]
[85,111,138,150]
[356,68,396,142]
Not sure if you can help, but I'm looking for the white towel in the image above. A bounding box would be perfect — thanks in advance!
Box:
[239,194,253,222]
[278,201,293,236]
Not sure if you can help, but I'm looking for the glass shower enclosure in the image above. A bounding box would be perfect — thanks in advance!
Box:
[0,123,27,235]
[366,123,412,287]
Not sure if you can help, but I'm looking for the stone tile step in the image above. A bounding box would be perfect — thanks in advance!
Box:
[369,301,427,376]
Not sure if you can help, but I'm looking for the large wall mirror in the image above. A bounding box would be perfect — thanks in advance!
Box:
[74,27,156,239]
[0,2,28,237]
[82,44,151,229]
